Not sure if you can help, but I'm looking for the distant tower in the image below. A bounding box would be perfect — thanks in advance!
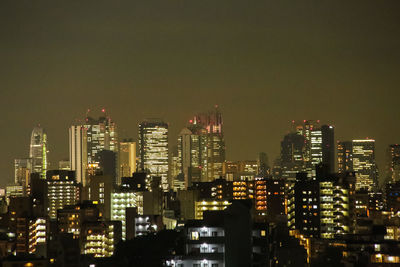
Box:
[189,106,225,181]
[387,144,400,183]
[338,139,377,191]
[29,127,48,178]
[84,111,118,167]
[290,120,335,175]
[69,125,88,186]
[138,119,169,191]
[119,139,137,178]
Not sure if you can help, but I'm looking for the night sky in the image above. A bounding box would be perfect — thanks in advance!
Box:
[1,0,399,186]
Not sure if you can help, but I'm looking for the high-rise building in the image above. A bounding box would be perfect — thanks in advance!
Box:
[69,125,88,186]
[119,139,137,178]
[45,170,80,219]
[280,132,305,180]
[387,144,400,183]
[292,121,335,175]
[338,139,377,191]
[189,106,225,181]
[14,158,32,193]
[138,119,169,191]
[29,127,48,178]
[337,141,353,174]
[85,114,118,168]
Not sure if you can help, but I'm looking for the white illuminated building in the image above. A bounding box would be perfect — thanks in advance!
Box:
[352,139,377,191]
[138,119,169,191]
[29,127,48,178]
[111,191,143,240]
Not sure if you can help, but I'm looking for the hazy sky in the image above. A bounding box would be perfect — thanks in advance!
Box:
[1,0,399,186]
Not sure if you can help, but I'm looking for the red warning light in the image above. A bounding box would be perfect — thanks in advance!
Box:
[101,108,105,113]
[189,120,193,123]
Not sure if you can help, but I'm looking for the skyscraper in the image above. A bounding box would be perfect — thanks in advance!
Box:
[69,125,88,186]
[387,144,400,183]
[119,139,137,178]
[84,112,118,168]
[29,127,48,178]
[189,106,225,181]
[138,119,169,191]
[337,139,377,191]
[352,139,377,191]
[280,132,305,180]
[70,110,118,185]
[14,158,32,193]
[176,127,208,188]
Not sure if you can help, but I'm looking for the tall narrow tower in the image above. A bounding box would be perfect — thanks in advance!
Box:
[29,126,48,178]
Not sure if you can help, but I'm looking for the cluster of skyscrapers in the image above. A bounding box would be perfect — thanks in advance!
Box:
[4,109,400,266]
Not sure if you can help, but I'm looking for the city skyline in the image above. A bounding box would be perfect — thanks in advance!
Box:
[1,0,400,187]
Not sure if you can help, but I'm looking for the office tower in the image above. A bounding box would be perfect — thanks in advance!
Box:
[353,139,377,191]
[84,112,118,171]
[46,170,80,219]
[138,119,169,191]
[387,144,400,182]
[119,139,136,178]
[222,160,259,181]
[280,132,305,180]
[29,127,48,178]
[337,141,353,173]
[14,158,32,193]
[292,121,335,175]
[69,125,88,186]
[143,177,163,215]
[337,139,377,191]
[189,106,225,181]
[177,127,208,188]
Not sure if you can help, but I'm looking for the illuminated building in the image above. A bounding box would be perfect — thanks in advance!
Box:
[81,220,121,258]
[337,141,353,173]
[166,200,269,267]
[194,199,231,219]
[88,175,113,219]
[111,190,143,240]
[189,106,225,181]
[288,169,356,239]
[138,119,169,191]
[338,139,377,191]
[222,160,259,181]
[280,132,306,180]
[287,173,320,238]
[57,202,100,239]
[191,178,233,200]
[177,127,207,187]
[255,177,267,217]
[46,170,80,219]
[233,179,254,200]
[387,144,400,182]
[28,217,48,256]
[266,178,286,221]
[69,125,88,186]
[29,126,48,178]
[125,208,164,239]
[14,158,32,195]
[85,112,118,164]
[6,184,24,202]
[119,139,136,178]
[385,181,400,213]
